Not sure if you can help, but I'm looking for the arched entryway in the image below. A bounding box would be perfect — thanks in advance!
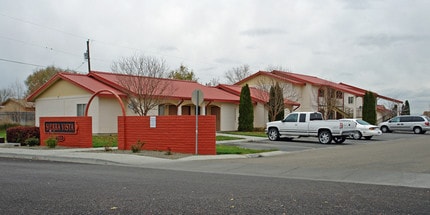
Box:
[207,105,221,131]
[158,103,178,115]
[84,89,127,149]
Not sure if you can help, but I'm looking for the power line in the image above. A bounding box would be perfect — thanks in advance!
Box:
[1,12,221,68]
[0,35,83,58]
[0,58,45,67]
[0,12,87,40]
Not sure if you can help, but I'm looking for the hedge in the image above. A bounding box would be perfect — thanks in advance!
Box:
[6,126,40,146]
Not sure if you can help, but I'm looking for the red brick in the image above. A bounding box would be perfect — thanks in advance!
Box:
[118,116,216,155]
[40,117,92,148]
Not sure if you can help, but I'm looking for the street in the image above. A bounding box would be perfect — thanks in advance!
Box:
[223,131,428,152]
[0,132,429,214]
[0,157,429,214]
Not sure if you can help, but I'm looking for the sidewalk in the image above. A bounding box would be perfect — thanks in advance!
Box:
[0,133,283,166]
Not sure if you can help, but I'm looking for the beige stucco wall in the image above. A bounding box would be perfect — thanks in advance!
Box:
[33,79,105,133]
[38,80,89,98]
[253,103,268,128]
[35,95,93,124]
[220,103,237,131]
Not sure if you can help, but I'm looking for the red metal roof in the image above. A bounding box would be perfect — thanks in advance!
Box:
[27,73,126,101]
[89,71,240,102]
[217,84,300,106]
[271,70,365,96]
[235,71,306,86]
[235,70,401,103]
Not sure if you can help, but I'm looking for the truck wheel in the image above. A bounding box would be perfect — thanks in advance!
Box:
[333,136,346,144]
[318,130,332,144]
[268,128,280,141]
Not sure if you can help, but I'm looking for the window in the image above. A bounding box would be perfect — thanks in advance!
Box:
[158,104,165,115]
[318,89,324,97]
[77,104,87,116]
[336,91,343,99]
[348,97,354,104]
[299,114,306,122]
[310,113,323,121]
[390,117,400,123]
[284,113,298,122]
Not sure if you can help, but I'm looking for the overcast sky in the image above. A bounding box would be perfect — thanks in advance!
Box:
[1,0,429,114]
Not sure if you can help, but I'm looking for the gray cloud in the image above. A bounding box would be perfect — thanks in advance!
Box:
[357,34,426,48]
[1,0,429,114]
[157,46,178,52]
[240,28,287,37]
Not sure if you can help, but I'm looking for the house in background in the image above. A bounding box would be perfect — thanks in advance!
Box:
[27,70,402,133]
[0,98,35,126]
[27,71,272,134]
[216,84,300,128]
[235,70,402,123]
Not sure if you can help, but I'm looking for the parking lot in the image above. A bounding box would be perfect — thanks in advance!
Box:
[225,132,430,152]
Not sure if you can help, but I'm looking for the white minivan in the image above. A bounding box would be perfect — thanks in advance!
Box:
[378,115,430,134]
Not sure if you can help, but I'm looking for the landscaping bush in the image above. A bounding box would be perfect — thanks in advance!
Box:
[6,126,40,145]
[24,137,40,147]
[131,140,145,153]
[45,136,58,148]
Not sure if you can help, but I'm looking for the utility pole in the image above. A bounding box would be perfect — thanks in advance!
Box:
[85,39,91,73]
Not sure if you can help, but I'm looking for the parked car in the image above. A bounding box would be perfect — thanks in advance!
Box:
[347,119,382,140]
[266,112,357,144]
[378,115,430,134]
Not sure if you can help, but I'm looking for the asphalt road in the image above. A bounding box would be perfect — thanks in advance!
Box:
[223,131,429,152]
[1,157,429,214]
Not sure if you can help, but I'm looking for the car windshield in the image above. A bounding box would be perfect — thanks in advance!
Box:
[356,119,371,125]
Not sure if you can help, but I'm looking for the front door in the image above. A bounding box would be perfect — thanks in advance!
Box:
[210,106,221,131]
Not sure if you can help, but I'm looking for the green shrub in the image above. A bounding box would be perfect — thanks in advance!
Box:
[24,137,40,147]
[45,136,58,148]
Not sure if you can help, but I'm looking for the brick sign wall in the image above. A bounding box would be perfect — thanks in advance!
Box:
[40,117,92,148]
[118,115,216,155]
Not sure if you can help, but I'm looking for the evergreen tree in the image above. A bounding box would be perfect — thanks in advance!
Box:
[238,84,254,131]
[401,100,410,115]
[362,91,377,125]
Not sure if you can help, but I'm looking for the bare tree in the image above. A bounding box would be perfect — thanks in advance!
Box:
[254,78,299,108]
[267,83,285,121]
[205,77,220,86]
[111,55,174,116]
[0,88,13,103]
[224,64,251,84]
[316,85,350,119]
[10,80,26,100]
[265,65,291,72]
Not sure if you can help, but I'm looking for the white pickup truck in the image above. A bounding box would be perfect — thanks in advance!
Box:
[266,112,357,144]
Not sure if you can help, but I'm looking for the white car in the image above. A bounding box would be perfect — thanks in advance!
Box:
[348,119,382,140]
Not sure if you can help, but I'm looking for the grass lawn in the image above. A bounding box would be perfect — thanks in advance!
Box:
[221,131,267,138]
[92,135,243,147]
[216,144,276,155]
[0,129,5,138]
[92,135,275,155]
[92,135,118,148]
[216,135,244,141]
